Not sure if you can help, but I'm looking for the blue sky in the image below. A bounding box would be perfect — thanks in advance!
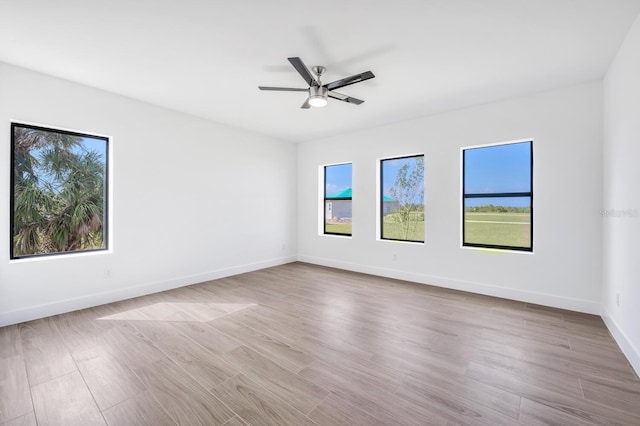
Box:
[324,143,530,205]
[325,158,424,199]
[76,136,108,161]
[464,141,531,207]
[325,163,352,195]
[381,157,423,199]
[464,142,531,194]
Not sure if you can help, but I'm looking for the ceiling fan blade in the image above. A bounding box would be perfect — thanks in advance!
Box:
[301,98,312,109]
[328,91,364,105]
[259,86,309,92]
[324,71,375,91]
[288,57,318,87]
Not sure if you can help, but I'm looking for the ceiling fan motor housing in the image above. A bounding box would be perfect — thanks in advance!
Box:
[310,85,328,98]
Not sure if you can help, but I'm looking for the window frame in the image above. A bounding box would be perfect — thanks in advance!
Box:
[323,162,352,237]
[10,122,110,260]
[379,153,425,243]
[461,140,533,252]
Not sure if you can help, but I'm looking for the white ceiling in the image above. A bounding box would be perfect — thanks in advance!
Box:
[1,1,639,143]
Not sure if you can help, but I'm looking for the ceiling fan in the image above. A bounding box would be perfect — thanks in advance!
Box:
[259,57,375,109]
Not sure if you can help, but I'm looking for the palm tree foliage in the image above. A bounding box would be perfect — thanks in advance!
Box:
[12,125,107,257]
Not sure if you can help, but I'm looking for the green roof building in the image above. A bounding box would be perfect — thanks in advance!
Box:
[325,188,400,219]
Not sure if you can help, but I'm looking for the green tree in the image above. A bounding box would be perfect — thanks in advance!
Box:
[12,127,106,256]
[389,156,424,240]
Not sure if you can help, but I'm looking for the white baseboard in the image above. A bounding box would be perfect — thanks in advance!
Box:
[0,255,296,327]
[297,255,601,315]
[601,309,640,377]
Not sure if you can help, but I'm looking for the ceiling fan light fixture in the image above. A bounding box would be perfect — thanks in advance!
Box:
[308,85,329,107]
[308,95,328,107]
[308,86,329,108]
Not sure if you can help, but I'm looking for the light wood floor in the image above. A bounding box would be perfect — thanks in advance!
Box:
[1,262,639,425]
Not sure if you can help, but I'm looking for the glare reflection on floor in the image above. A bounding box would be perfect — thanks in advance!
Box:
[97,302,256,322]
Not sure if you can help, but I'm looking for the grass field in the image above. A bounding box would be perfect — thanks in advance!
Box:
[325,223,352,235]
[326,212,529,247]
[464,212,531,248]
[382,210,424,242]
[326,221,425,241]
[382,220,424,241]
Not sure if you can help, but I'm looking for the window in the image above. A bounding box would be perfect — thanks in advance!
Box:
[11,123,109,259]
[462,140,532,251]
[380,155,424,242]
[324,163,352,236]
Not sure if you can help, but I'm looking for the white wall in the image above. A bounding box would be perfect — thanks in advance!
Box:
[603,15,640,374]
[0,62,297,326]
[298,81,603,314]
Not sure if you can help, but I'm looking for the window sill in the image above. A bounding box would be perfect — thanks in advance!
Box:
[460,245,534,255]
[9,249,113,263]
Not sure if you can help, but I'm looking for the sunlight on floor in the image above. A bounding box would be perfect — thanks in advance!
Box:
[97,302,256,322]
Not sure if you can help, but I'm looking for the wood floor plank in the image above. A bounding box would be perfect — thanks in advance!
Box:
[561,309,609,327]
[301,355,403,395]
[332,318,437,353]
[0,326,21,360]
[31,371,105,426]
[133,321,238,389]
[100,323,167,371]
[473,337,526,361]
[133,358,234,425]
[225,308,301,345]
[221,416,249,426]
[19,318,77,386]
[210,373,317,426]
[518,397,594,426]
[223,345,328,414]
[491,304,563,322]
[568,333,629,356]
[101,300,200,322]
[525,315,611,339]
[83,303,131,331]
[52,310,103,354]
[124,319,172,344]
[210,317,315,373]
[399,368,521,420]
[446,309,527,335]
[168,321,241,355]
[580,375,640,416]
[0,412,37,426]
[369,342,468,378]
[292,333,375,365]
[524,346,638,382]
[1,263,639,424]
[466,360,640,425]
[74,345,146,410]
[0,356,32,423]
[472,348,583,397]
[482,326,572,352]
[395,373,518,425]
[308,393,392,426]
[299,355,449,425]
[102,391,175,426]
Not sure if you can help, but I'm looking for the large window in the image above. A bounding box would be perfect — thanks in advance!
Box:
[11,123,109,259]
[324,163,352,236]
[462,140,532,251]
[380,155,424,242]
